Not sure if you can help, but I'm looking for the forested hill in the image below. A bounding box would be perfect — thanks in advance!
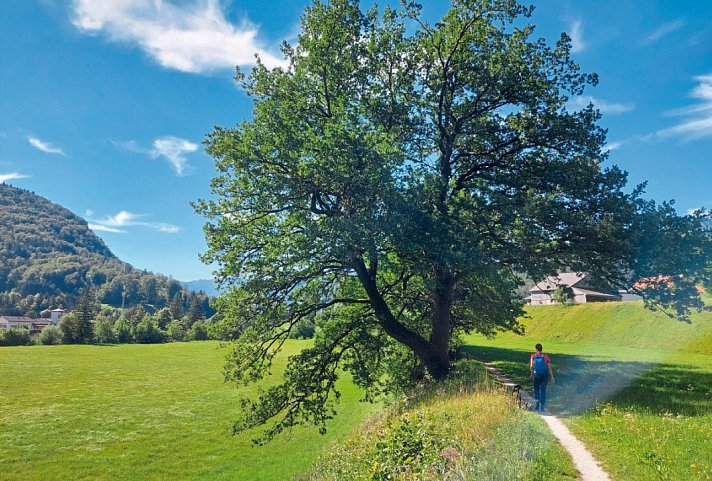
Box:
[0,183,210,317]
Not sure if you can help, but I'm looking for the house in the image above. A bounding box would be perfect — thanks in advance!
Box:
[528,272,622,305]
[50,308,66,325]
[0,315,53,334]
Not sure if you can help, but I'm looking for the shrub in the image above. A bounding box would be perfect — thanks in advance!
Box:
[133,318,166,344]
[206,317,241,340]
[289,318,316,339]
[0,327,32,346]
[369,413,447,480]
[187,321,209,341]
[59,311,94,344]
[165,320,187,342]
[113,317,133,343]
[93,314,116,343]
[156,308,172,329]
[37,325,63,345]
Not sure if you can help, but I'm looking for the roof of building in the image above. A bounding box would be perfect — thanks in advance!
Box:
[572,287,622,299]
[0,316,53,324]
[0,316,37,323]
[531,272,587,292]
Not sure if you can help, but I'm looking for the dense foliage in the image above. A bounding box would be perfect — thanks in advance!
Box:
[0,183,214,316]
[2,304,222,346]
[198,0,710,441]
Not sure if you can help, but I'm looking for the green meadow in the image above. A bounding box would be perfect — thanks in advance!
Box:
[0,341,377,481]
[463,301,712,481]
[4,301,711,481]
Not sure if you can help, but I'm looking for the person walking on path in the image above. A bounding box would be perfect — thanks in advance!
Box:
[530,343,555,411]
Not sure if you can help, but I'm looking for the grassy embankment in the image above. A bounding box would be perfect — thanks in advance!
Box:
[0,341,375,481]
[462,301,712,481]
[300,361,577,481]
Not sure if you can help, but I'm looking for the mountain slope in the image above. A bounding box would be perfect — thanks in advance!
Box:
[0,183,208,316]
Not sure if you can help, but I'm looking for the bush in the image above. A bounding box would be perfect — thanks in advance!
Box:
[113,317,133,343]
[206,317,241,340]
[289,318,316,339]
[165,320,187,342]
[133,318,166,344]
[94,315,116,343]
[369,413,447,480]
[187,321,209,341]
[0,327,32,346]
[58,311,94,344]
[37,325,63,345]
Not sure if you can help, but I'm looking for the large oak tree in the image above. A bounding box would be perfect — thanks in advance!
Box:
[196,0,710,441]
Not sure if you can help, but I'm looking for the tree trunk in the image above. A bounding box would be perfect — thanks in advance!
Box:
[353,256,456,380]
[421,342,451,379]
[424,268,455,379]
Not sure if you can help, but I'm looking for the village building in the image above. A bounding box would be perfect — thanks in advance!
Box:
[0,315,54,334]
[50,308,66,325]
[528,272,623,305]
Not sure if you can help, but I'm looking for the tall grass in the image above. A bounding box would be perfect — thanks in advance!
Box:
[299,361,578,481]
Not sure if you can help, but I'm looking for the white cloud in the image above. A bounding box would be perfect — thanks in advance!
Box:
[603,141,624,153]
[100,210,144,227]
[111,139,146,154]
[569,20,587,53]
[0,172,30,183]
[569,95,635,114]
[88,224,127,233]
[151,136,198,176]
[113,136,199,175]
[71,0,285,74]
[644,19,685,44]
[657,74,712,140]
[27,136,66,156]
[89,210,180,234]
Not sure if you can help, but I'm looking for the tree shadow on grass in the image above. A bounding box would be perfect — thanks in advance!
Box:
[460,345,712,417]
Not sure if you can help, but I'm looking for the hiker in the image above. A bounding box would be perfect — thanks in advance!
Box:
[530,343,555,411]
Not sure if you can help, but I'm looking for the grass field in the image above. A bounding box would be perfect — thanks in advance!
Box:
[0,341,377,481]
[462,301,712,481]
[4,301,710,480]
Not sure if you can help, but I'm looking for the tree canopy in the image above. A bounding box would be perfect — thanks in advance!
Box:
[197,0,711,442]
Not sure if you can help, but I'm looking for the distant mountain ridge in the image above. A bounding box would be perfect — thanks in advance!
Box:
[182,279,220,297]
[0,183,207,317]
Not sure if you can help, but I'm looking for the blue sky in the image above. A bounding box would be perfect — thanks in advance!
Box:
[1,0,711,281]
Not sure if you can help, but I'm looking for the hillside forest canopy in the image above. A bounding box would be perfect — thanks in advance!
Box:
[0,184,211,317]
[196,0,712,441]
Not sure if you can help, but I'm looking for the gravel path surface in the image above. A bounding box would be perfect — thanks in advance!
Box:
[539,413,612,481]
